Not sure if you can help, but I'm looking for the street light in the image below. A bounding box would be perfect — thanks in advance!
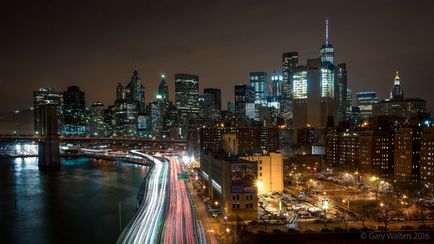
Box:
[256,180,264,192]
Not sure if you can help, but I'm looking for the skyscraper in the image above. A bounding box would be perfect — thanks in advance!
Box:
[390,71,404,99]
[336,63,348,123]
[63,86,85,123]
[175,73,200,138]
[268,71,283,109]
[90,102,108,136]
[203,88,222,111]
[271,71,283,98]
[112,70,144,136]
[356,92,378,120]
[320,18,334,65]
[175,73,200,115]
[125,70,145,113]
[292,66,308,129]
[158,74,169,102]
[281,52,298,121]
[33,88,63,135]
[249,72,268,104]
[62,86,87,136]
[234,84,251,117]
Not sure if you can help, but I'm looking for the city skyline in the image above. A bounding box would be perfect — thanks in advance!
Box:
[1,0,434,115]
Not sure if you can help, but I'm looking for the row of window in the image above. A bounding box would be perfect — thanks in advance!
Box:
[232,194,254,201]
[232,203,254,209]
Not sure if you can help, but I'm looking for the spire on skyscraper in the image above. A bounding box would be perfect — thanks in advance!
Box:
[394,71,400,84]
[325,18,329,47]
[390,71,404,99]
[320,18,334,64]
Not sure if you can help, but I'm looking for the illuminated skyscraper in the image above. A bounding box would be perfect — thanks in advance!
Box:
[90,102,109,136]
[112,70,145,136]
[158,74,169,102]
[336,63,348,123]
[292,66,308,129]
[175,73,199,138]
[33,88,63,135]
[175,73,199,114]
[281,52,298,120]
[356,92,378,119]
[62,86,87,136]
[249,72,268,104]
[125,70,145,113]
[268,71,283,109]
[292,68,308,100]
[320,18,334,65]
[390,71,404,99]
[271,71,283,98]
[235,84,253,117]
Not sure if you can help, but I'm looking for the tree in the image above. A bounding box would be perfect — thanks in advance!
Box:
[353,205,372,229]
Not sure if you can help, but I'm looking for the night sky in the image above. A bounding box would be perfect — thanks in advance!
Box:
[1,0,434,114]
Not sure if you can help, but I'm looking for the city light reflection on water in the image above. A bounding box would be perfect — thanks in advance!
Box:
[0,157,148,244]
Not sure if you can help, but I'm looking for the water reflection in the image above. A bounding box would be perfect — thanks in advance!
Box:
[0,157,147,244]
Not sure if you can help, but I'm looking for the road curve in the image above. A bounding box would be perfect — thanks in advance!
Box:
[117,150,169,244]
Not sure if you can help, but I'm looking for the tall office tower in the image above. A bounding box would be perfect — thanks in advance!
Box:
[319,19,337,127]
[306,58,322,128]
[281,52,298,121]
[125,70,145,113]
[320,18,334,65]
[62,86,87,136]
[113,75,139,136]
[292,66,308,129]
[390,71,404,99]
[268,71,283,109]
[346,88,353,119]
[63,86,85,123]
[175,73,200,138]
[148,100,165,137]
[356,92,378,120]
[336,63,348,123]
[158,74,169,102]
[113,100,137,136]
[234,84,250,117]
[90,102,107,136]
[271,71,283,98]
[249,72,268,104]
[204,88,222,111]
[33,88,63,135]
[175,73,200,114]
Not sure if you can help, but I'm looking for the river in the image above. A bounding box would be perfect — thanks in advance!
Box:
[0,157,148,244]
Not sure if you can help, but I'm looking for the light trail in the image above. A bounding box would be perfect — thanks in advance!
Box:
[162,156,197,244]
[117,150,169,244]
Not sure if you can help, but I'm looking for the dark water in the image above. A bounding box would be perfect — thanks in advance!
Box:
[0,157,148,244]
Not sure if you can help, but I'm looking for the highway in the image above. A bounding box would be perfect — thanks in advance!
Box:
[162,156,197,244]
[117,150,169,244]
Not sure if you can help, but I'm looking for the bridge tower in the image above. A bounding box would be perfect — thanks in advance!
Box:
[38,104,60,168]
